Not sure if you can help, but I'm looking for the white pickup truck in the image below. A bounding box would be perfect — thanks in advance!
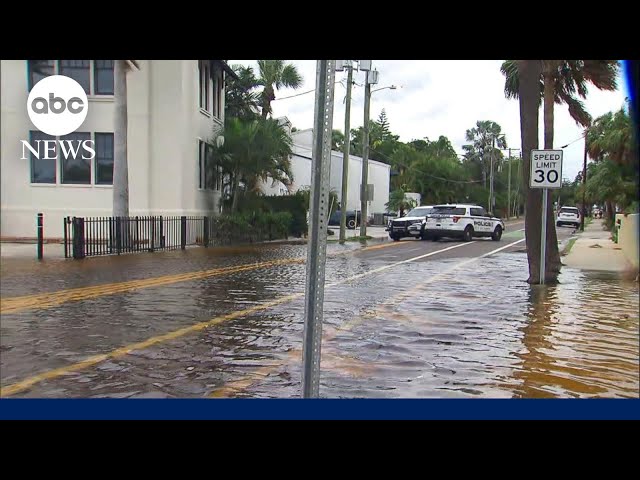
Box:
[418,204,505,242]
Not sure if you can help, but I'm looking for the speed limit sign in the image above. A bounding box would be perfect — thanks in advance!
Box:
[530,149,563,189]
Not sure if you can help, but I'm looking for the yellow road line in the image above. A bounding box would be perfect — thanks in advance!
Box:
[1,237,506,397]
[207,237,527,397]
[0,239,407,315]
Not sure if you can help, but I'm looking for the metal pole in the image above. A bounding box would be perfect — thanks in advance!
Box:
[37,213,44,260]
[359,81,371,237]
[339,66,353,244]
[489,136,495,213]
[581,132,588,231]
[540,188,548,285]
[507,148,511,218]
[301,60,335,398]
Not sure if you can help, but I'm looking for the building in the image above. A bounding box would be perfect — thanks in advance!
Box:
[260,126,391,217]
[0,60,235,239]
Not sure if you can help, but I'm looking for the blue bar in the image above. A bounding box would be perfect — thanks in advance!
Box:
[1,399,638,420]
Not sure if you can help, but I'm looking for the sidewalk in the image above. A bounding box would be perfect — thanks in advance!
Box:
[0,242,66,259]
[563,219,637,275]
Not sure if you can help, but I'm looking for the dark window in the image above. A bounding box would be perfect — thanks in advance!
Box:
[198,140,205,188]
[28,60,55,90]
[205,143,217,190]
[59,60,90,94]
[199,61,211,112]
[94,60,114,95]
[95,133,114,184]
[433,206,466,216]
[29,130,56,183]
[60,132,91,184]
[471,208,486,217]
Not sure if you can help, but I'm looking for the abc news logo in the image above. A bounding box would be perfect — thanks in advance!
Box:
[20,75,95,160]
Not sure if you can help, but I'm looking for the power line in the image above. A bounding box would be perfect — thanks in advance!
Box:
[273,80,344,101]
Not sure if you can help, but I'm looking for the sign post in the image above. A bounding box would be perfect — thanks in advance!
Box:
[530,149,563,285]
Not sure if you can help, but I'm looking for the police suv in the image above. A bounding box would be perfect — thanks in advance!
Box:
[386,205,435,241]
[417,204,505,242]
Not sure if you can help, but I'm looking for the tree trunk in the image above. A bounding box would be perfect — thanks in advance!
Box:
[542,66,562,276]
[231,171,240,213]
[113,60,129,218]
[519,60,554,284]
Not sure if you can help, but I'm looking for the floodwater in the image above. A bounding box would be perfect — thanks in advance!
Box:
[1,236,638,399]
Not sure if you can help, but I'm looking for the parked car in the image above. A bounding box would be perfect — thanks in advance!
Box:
[422,204,505,242]
[328,210,362,230]
[387,206,435,241]
[556,206,581,228]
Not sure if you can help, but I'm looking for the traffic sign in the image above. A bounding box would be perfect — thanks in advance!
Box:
[530,149,563,189]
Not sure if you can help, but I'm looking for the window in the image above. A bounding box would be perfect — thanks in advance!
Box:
[94,60,114,95]
[471,207,487,217]
[95,133,114,185]
[27,60,114,95]
[28,60,55,90]
[199,61,211,112]
[212,70,223,118]
[59,60,90,94]
[29,130,57,184]
[60,132,92,184]
[433,206,466,216]
[198,140,220,191]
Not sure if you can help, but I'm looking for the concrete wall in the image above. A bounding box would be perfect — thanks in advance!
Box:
[1,60,225,239]
[615,213,639,270]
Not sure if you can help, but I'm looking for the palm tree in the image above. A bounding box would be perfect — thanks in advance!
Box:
[501,59,619,281]
[256,60,303,119]
[464,120,507,189]
[386,186,417,217]
[501,60,620,149]
[225,64,261,121]
[214,117,293,212]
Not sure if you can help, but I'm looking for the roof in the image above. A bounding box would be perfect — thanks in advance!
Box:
[211,60,238,80]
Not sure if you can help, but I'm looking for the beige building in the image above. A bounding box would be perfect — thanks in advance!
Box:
[1,60,234,239]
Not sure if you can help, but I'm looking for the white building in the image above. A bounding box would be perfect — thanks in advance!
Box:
[261,126,391,217]
[1,59,234,239]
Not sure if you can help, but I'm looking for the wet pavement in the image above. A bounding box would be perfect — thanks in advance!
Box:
[2,221,638,398]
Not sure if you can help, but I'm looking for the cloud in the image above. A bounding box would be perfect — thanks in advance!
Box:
[229,60,627,181]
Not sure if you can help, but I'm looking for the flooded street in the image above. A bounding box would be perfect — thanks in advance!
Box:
[1,224,638,399]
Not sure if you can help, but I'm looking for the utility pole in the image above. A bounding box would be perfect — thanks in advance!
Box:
[581,130,588,231]
[301,60,335,398]
[339,63,354,244]
[507,147,511,218]
[360,76,372,237]
[489,136,495,214]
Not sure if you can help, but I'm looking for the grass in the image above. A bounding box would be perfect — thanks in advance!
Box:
[561,237,577,256]
[327,235,374,243]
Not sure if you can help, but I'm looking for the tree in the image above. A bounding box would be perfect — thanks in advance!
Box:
[386,187,417,217]
[464,120,507,191]
[377,109,391,140]
[225,64,260,121]
[516,59,561,284]
[331,129,345,151]
[214,117,293,212]
[256,60,303,119]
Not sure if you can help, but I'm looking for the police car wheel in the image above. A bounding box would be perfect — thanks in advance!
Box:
[463,226,473,242]
[491,225,502,241]
[347,218,356,229]
[391,235,400,242]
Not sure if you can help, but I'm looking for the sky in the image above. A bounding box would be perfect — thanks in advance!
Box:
[229,60,629,181]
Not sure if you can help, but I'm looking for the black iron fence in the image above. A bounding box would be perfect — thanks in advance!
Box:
[63,216,209,259]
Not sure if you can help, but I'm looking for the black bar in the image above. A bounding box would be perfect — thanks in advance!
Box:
[160,216,165,249]
[63,217,69,259]
[37,213,44,260]
[116,217,122,254]
[72,217,86,259]
[181,216,186,250]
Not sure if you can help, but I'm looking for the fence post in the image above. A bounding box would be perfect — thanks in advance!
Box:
[63,217,69,258]
[203,216,209,248]
[180,216,187,250]
[72,217,86,259]
[115,217,122,254]
[150,216,155,252]
[159,216,165,249]
[37,213,44,260]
